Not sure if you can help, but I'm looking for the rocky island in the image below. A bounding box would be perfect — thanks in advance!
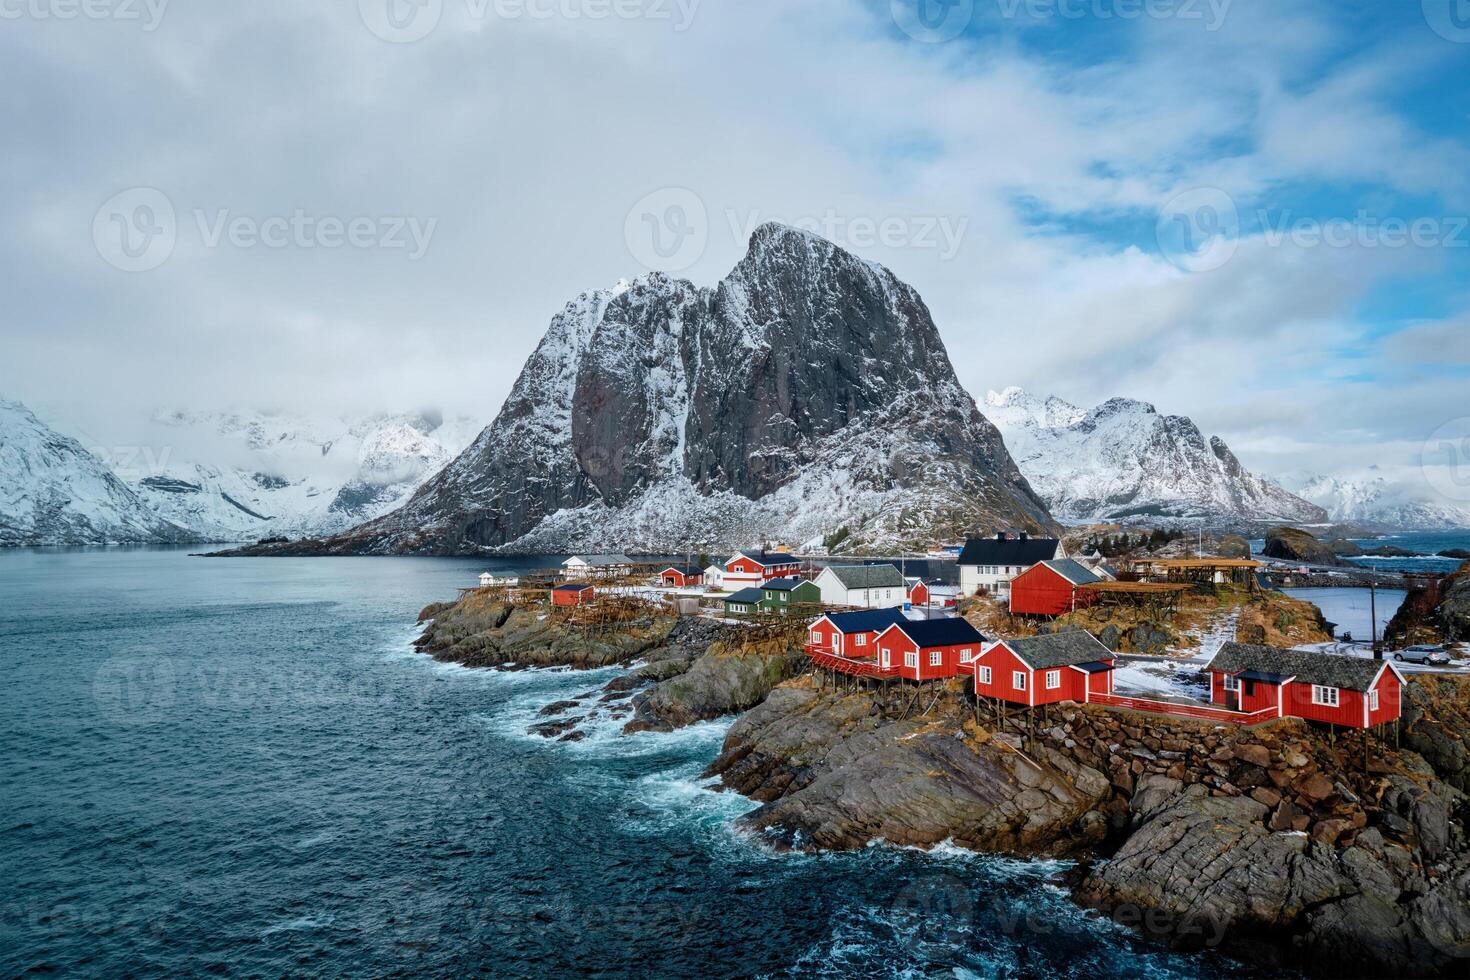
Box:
[413,584,1470,977]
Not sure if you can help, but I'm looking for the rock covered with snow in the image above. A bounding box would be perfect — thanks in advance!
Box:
[984,387,1325,526]
[1284,473,1470,531]
[0,400,195,546]
[295,223,1056,554]
[130,409,480,541]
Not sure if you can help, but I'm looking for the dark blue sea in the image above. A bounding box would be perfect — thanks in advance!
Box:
[1,549,1253,978]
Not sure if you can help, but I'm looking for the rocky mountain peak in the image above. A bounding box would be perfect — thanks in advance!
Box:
[289,229,1056,555]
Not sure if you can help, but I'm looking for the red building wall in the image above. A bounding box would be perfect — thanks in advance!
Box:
[973,645,1035,706]
[553,587,592,607]
[1367,670,1402,727]
[1008,565,1095,617]
[807,619,883,658]
[908,582,930,606]
[726,556,799,584]
[974,643,1113,706]
[874,629,981,681]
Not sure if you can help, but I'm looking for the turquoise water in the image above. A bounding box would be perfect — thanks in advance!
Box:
[0,548,1253,977]
[1344,531,1470,574]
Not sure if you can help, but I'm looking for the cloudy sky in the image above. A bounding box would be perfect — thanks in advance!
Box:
[3,0,1467,496]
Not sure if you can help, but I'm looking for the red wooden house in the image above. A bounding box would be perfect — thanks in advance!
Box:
[1009,560,1102,617]
[905,578,930,607]
[807,608,909,661]
[873,618,988,682]
[973,632,1116,707]
[723,550,801,590]
[1204,642,1405,729]
[660,566,704,588]
[552,583,595,607]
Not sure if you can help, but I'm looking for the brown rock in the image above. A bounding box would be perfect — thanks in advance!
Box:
[1251,787,1282,808]
[1268,801,1301,831]
[1234,743,1271,767]
[1296,773,1335,803]
[1310,818,1349,845]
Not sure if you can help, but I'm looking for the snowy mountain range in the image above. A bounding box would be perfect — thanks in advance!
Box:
[983,387,1326,526]
[0,400,195,546]
[1282,473,1470,531]
[237,223,1057,555]
[123,409,480,541]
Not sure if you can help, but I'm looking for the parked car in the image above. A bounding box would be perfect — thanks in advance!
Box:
[1395,644,1451,665]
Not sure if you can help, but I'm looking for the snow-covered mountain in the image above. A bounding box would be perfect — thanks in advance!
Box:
[0,400,195,546]
[244,223,1057,555]
[984,387,1325,526]
[128,410,480,541]
[1283,473,1470,531]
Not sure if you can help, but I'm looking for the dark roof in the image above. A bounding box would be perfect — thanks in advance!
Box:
[554,583,594,593]
[724,588,766,605]
[1074,661,1114,674]
[1003,631,1114,669]
[822,609,909,635]
[823,564,906,590]
[957,537,1060,567]
[1206,642,1392,692]
[733,550,798,568]
[887,617,987,648]
[1239,669,1291,683]
[1037,559,1102,586]
[662,566,702,576]
[861,558,959,585]
[762,577,812,592]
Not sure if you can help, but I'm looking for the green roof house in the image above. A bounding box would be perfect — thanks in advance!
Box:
[758,577,823,613]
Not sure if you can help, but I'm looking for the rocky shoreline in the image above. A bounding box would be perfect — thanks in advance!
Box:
[413,591,1470,976]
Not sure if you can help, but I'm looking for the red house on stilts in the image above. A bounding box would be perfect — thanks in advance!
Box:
[1204,643,1405,729]
[872,618,988,682]
[1008,560,1102,618]
[973,632,1116,706]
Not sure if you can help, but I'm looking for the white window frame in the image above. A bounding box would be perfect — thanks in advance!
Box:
[1221,674,1239,692]
[959,648,973,663]
[1045,670,1061,690]
[1013,671,1027,691]
[979,666,992,685]
[880,649,891,668]
[855,634,867,647]
[1311,685,1339,707]
[929,651,942,667]
[1369,689,1380,711]
[904,651,919,668]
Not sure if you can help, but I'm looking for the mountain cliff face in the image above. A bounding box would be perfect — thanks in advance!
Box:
[984,387,1325,526]
[0,400,196,546]
[294,224,1056,555]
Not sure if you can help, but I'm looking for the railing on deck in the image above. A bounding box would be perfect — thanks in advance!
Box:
[1091,692,1278,726]
[805,646,883,678]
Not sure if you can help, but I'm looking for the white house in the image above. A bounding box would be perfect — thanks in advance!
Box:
[957,535,1063,598]
[814,563,907,608]
[562,554,634,579]
[479,572,519,588]
[703,564,725,589]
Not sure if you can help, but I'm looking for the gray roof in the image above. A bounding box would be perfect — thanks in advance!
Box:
[1040,559,1102,586]
[1206,642,1393,692]
[823,564,906,590]
[724,588,766,605]
[1003,631,1114,669]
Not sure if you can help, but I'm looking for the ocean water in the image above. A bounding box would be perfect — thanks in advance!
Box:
[1342,531,1470,574]
[1,549,1252,978]
[1282,587,1408,642]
